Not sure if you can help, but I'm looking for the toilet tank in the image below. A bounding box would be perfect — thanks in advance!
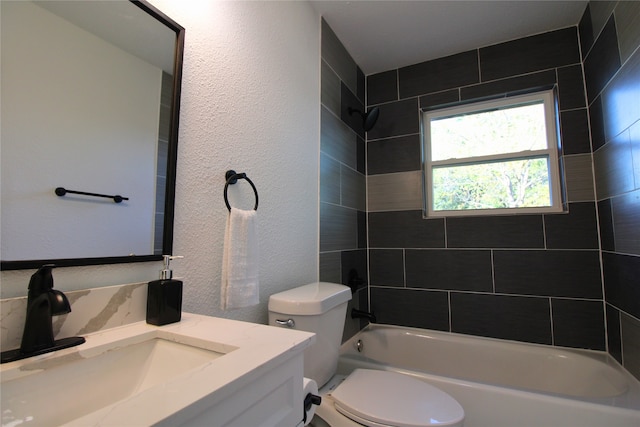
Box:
[268,282,352,387]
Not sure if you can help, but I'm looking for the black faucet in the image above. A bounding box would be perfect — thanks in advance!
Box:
[1,265,85,364]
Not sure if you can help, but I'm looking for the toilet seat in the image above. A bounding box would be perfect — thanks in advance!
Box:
[330,369,464,427]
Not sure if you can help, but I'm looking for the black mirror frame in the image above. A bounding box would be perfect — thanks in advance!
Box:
[1,0,184,271]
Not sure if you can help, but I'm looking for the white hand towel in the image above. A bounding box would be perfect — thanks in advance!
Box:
[221,207,259,310]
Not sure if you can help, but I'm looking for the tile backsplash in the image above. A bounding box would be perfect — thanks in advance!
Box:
[1,282,146,351]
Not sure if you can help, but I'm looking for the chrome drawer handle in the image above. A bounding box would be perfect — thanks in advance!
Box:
[275,318,295,328]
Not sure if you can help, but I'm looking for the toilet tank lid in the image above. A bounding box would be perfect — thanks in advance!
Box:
[268,282,352,315]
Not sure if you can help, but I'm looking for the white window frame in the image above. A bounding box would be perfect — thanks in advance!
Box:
[422,89,563,218]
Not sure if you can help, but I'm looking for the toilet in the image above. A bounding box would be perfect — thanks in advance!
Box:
[268,282,464,427]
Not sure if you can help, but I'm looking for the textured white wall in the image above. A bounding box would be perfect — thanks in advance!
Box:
[150,0,321,322]
[1,1,321,326]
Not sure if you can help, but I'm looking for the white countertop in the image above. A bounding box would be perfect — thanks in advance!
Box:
[1,313,315,426]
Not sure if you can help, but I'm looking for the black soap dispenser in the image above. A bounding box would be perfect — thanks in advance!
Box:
[146,255,184,326]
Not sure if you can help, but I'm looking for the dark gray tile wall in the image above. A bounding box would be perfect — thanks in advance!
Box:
[319,2,640,380]
[366,24,607,351]
[319,19,367,340]
[154,71,172,255]
[450,293,553,345]
[583,1,640,380]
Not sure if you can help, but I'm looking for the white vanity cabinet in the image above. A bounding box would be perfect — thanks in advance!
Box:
[177,351,305,427]
[1,313,315,427]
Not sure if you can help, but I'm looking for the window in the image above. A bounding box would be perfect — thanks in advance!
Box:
[423,90,563,217]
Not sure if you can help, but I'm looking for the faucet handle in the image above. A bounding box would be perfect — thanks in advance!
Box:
[28,264,56,294]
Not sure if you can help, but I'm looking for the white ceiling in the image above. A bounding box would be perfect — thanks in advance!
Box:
[35,1,176,74]
[310,0,588,76]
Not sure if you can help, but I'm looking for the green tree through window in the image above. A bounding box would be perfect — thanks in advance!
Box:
[423,90,563,217]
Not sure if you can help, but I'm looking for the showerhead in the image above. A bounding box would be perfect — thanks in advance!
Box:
[348,106,380,132]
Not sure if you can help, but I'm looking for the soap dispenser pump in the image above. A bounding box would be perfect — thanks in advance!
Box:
[146,255,184,326]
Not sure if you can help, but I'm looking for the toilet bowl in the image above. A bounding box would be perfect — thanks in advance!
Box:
[314,370,464,427]
[268,283,464,427]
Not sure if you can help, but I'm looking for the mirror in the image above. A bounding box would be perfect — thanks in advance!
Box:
[1,0,184,270]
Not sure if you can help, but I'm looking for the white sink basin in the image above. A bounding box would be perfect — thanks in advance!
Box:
[1,335,227,426]
[0,314,315,427]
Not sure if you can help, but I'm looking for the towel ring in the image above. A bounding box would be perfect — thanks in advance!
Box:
[224,170,258,211]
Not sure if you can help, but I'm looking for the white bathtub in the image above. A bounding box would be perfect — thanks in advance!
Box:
[337,324,640,427]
